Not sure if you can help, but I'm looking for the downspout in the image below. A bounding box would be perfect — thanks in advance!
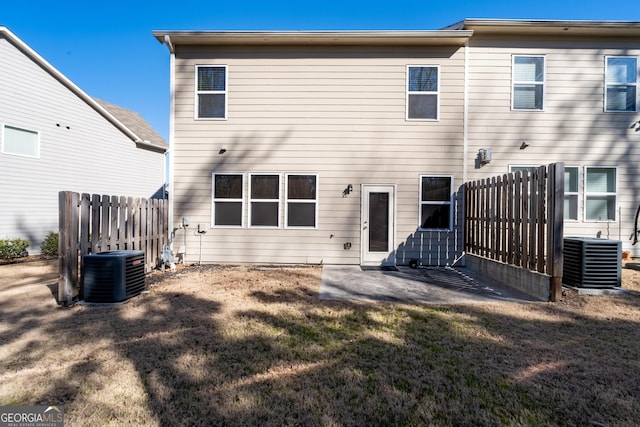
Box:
[463,39,469,184]
[165,35,176,248]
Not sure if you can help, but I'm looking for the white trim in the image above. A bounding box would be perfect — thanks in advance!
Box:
[418,175,454,231]
[249,173,281,228]
[604,56,638,112]
[360,184,397,266]
[584,166,618,222]
[1,124,40,158]
[285,173,319,229]
[406,65,440,121]
[195,65,228,120]
[511,54,546,111]
[212,172,244,228]
[168,48,176,238]
[463,41,469,183]
[564,166,580,222]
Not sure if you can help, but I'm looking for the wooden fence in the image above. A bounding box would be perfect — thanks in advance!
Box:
[58,191,169,306]
[463,163,564,301]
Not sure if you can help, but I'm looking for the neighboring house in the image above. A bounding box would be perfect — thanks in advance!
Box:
[0,27,168,253]
[153,19,640,266]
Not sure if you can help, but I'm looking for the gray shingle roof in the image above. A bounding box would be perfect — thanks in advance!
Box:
[94,98,168,151]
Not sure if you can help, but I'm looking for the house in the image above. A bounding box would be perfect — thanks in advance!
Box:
[0,27,168,253]
[153,19,640,267]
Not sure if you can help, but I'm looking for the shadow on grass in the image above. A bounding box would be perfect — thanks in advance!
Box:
[1,265,640,425]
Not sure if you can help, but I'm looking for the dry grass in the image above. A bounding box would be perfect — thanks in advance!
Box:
[1,260,640,426]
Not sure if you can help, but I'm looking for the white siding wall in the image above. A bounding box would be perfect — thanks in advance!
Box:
[0,36,165,252]
[466,36,640,255]
[173,44,466,265]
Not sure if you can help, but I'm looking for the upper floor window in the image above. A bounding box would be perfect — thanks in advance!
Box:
[196,65,227,119]
[286,174,318,228]
[512,55,545,110]
[585,167,617,222]
[406,66,439,120]
[2,124,39,158]
[249,174,280,228]
[212,173,243,227]
[419,176,452,230]
[605,56,638,112]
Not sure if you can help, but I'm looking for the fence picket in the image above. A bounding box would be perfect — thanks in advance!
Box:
[58,191,168,306]
[463,163,565,298]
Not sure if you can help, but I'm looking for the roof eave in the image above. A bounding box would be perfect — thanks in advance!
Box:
[152,30,474,48]
[460,18,640,37]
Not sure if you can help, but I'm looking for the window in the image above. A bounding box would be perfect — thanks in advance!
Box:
[196,65,227,119]
[564,167,579,221]
[605,56,637,112]
[407,66,439,120]
[286,174,318,228]
[212,174,243,226]
[2,125,39,157]
[512,55,545,110]
[510,165,579,221]
[585,167,617,221]
[419,176,452,230]
[249,174,280,227]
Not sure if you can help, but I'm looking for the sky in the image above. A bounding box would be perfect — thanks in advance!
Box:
[3,0,638,142]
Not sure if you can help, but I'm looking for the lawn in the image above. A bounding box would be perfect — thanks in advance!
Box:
[1,261,640,426]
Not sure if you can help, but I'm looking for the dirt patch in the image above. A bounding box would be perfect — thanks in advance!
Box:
[1,261,640,425]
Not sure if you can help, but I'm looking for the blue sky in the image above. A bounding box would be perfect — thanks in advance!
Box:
[3,0,637,141]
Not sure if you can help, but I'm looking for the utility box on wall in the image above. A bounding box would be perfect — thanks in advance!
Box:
[83,250,146,303]
[563,237,621,288]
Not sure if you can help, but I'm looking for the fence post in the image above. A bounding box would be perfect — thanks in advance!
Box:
[548,163,565,301]
[58,191,79,306]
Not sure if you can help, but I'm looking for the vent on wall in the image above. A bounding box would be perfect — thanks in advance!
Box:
[83,250,146,303]
[563,237,621,288]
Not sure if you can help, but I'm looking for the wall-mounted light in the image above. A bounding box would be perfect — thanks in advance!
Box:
[520,141,529,150]
[479,148,492,165]
[218,147,227,155]
[342,184,353,197]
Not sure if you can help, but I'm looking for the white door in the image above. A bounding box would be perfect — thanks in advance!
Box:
[361,185,396,266]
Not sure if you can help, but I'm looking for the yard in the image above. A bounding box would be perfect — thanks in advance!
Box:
[1,260,640,426]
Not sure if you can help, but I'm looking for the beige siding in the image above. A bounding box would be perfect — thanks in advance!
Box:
[173,44,466,265]
[466,35,640,255]
[0,36,165,252]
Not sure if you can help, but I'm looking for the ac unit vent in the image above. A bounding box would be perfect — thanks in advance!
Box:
[563,237,621,288]
[83,250,146,303]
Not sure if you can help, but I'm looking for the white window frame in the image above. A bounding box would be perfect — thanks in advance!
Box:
[285,173,319,229]
[604,56,638,112]
[511,55,545,111]
[509,165,580,222]
[584,166,618,222]
[211,173,244,228]
[418,175,453,231]
[1,124,40,158]
[195,65,228,120]
[564,166,580,222]
[249,173,281,228]
[406,65,440,121]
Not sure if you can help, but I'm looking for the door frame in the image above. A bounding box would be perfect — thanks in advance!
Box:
[360,184,397,266]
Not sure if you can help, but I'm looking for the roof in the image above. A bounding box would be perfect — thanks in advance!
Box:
[0,26,167,153]
[444,18,640,37]
[152,30,474,52]
[94,99,168,151]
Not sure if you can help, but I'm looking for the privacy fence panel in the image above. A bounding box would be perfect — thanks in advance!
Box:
[58,191,168,306]
[464,163,564,301]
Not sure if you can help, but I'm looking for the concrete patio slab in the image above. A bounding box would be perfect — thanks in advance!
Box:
[320,265,538,303]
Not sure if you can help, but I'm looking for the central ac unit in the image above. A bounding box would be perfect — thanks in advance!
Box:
[83,250,146,303]
[563,237,621,288]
